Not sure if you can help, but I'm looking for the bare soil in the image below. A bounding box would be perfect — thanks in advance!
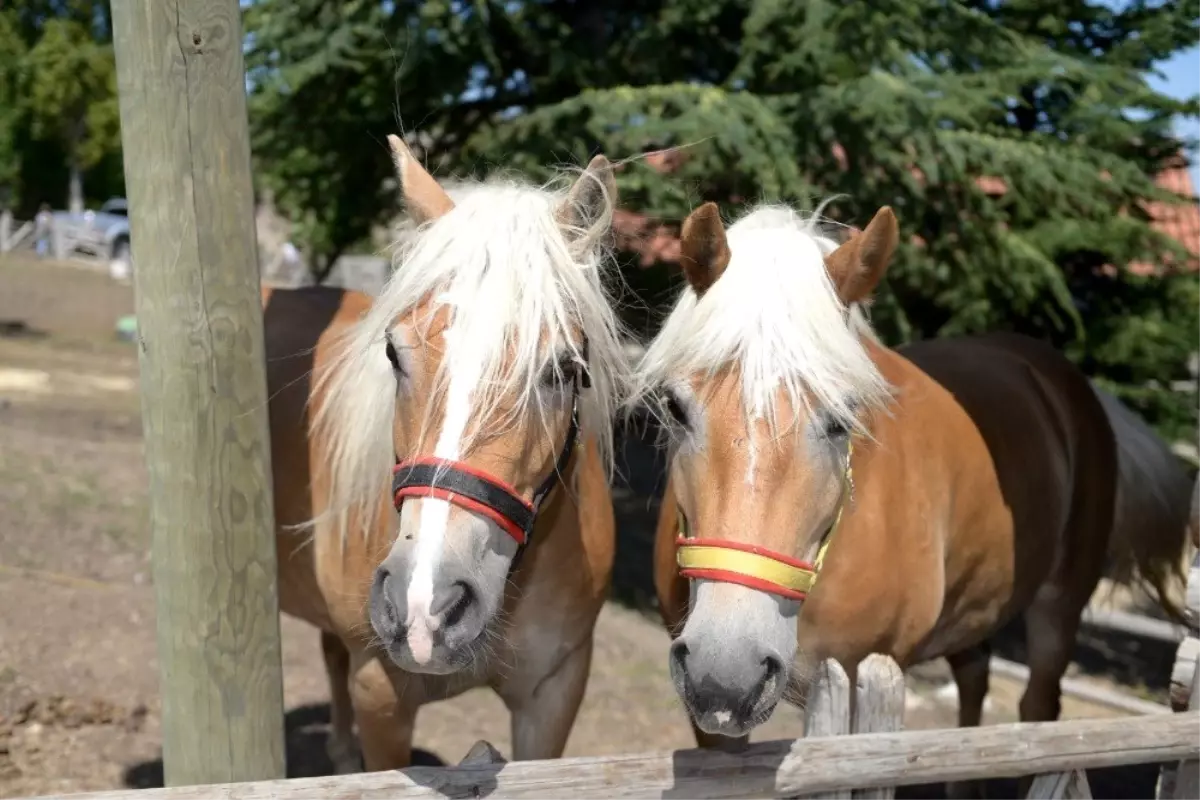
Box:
[0,256,1181,799]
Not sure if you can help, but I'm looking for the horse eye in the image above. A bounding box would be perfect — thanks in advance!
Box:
[663,390,689,428]
[384,339,404,376]
[541,357,577,389]
[822,415,850,439]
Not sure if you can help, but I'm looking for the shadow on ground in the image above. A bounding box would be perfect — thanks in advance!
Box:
[122,704,447,788]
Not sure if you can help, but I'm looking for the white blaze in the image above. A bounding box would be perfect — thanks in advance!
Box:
[404,311,485,664]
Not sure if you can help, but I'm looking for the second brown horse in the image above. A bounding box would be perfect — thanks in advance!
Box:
[636,202,1191,782]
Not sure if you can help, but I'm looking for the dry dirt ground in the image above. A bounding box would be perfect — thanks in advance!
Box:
[0,257,1183,799]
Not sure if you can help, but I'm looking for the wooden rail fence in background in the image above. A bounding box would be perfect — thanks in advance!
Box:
[0,211,33,254]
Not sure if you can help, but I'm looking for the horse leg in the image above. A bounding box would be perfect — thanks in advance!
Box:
[321,630,363,774]
[348,650,416,771]
[1020,585,1085,724]
[944,641,992,799]
[508,637,594,760]
[1016,585,1088,798]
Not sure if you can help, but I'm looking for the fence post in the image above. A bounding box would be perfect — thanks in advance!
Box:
[1026,769,1094,799]
[109,0,286,786]
[851,654,906,800]
[798,658,853,800]
[51,218,65,260]
[1159,547,1200,799]
[1167,660,1200,800]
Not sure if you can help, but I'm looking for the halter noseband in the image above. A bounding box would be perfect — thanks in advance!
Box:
[391,342,589,557]
[675,439,855,600]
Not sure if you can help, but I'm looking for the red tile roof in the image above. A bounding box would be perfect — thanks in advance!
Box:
[1132,162,1200,274]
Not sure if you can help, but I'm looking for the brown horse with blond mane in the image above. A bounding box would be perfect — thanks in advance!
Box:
[635,201,1191,789]
[260,135,629,771]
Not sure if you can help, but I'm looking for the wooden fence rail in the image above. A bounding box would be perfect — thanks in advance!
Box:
[43,710,1197,800]
[30,654,1196,800]
[0,211,33,254]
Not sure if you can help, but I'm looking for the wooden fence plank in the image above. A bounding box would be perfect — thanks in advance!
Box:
[989,657,1171,715]
[851,655,905,800]
[1081,608,1186,643]
[1158,548,1200,799]
[1026,769,1093,799]
[798,658,853,800]
[42,711,1199,800]
[1171,661,1200,800]
[109,0,285,786]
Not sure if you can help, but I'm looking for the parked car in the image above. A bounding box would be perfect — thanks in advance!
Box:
[50,197,132,265]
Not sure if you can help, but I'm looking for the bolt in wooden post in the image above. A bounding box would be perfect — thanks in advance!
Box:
[110,0,285,786]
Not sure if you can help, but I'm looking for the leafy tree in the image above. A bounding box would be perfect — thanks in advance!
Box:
[245,0,1199,441]
[0,1,120,214]
[0,11,26,207]
[25,17,119,213]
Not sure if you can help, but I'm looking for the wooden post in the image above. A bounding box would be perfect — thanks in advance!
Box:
[800,658,854,800]
[51,218,65,260]
[1159,547,1200,799]
[109,0,285,786]
[1026,769,1093,799]
[852,655,906,800]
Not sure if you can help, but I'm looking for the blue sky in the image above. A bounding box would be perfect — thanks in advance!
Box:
[1148,45,1200,190]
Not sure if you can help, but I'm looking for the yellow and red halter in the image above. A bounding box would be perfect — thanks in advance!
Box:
[675,440,854,601]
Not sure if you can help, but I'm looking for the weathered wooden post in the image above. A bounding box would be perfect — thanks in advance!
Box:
[109,0,286,786]
[801,659,854,800]
[796,655,905,800]
[1158,542,1200,800]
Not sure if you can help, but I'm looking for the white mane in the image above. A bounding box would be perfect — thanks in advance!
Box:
[634,204,891,437]
[311,173,629,542]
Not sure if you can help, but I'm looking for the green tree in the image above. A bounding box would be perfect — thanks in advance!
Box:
[245,0,1199,441]
[0,11,27,207]
[25,16,119,213]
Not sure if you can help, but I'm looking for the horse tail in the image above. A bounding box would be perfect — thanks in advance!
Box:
[1091,382,1195,621]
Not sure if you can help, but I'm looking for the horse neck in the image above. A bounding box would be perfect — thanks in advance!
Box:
[511,434,614,610]
[796,339,946,664]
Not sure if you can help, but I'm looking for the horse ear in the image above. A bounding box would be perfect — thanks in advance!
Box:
[387,134,455,225]
[558,154,617,248]
[679,202,730,296]
[825,206,898,305]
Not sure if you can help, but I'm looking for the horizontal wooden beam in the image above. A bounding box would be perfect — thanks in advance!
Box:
[49,711,1199,800]
[1081,607,1186,643]
[989,657,1172,716]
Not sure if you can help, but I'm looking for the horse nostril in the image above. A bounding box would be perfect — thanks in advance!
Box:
[761,654,783,688]
[670,641,691,682]
[370,566,405,636]
[430,581,473,629]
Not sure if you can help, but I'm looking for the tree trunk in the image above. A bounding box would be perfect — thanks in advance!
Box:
[68,162,84,214]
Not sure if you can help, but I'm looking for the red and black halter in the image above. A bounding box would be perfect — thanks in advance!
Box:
[390,342,589,562]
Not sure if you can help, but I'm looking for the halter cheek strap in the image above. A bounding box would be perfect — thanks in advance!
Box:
[391,341,589,557]
[675,439,854,600]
